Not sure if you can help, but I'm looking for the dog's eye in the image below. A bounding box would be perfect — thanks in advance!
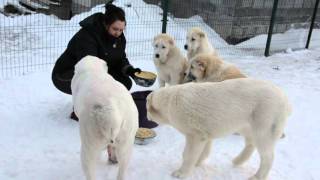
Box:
[191,38,195,41]
[155,44,158,48]
[162,46,166,49]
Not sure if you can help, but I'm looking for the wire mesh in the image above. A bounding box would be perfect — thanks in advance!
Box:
[269,0,320,54]
[308,0,320,49]
[0,0,319,79]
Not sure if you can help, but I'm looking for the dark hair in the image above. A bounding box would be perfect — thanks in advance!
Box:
[104,3,126,26]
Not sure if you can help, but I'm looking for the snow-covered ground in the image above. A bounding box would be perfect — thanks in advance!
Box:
[1,0,320,180]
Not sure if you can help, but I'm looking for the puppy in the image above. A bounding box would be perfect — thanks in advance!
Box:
[147,78,291,180]
[71,55,138,180]
[184,53,246,82]
[184,27,217,60]
[153,33,188,87]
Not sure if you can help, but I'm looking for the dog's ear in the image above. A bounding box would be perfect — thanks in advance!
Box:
[153,35,160,45]
[146,93,153,108]
[152,37,157,46]
[196,59,206,72]
[168,38,174,46]
[146,92,154,120]
[198,31,205,38]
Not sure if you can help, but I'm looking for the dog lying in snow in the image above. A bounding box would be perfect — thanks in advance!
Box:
[184,53,246,82]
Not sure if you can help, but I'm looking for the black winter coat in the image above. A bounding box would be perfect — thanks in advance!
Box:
[52,13,133,94]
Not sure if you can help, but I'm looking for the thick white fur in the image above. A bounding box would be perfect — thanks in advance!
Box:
[184,53,246,82]
[185,27,217,60]
[71,55,138,180]
[153,33,188,87]
[147,78,291,180]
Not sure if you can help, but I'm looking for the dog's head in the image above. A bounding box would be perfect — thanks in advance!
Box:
[74,55,108,75]
[146,92,154,121]
[152,34,175,64]
[146,91,169,124]
[184,53,218,82]
[184,27,207,53]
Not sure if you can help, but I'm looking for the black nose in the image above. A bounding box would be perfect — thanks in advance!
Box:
[155,54,160,58]
[184,44,188,50]
[187,73,196,81]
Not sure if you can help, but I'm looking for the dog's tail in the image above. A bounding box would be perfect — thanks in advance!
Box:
[273,94,292,139]
[90,104,120,143]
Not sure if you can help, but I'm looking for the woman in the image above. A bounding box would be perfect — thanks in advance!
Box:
[52,4,141,120]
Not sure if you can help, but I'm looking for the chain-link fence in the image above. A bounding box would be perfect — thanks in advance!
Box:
[0,0,319,79]
[265,0,320,55]
[161,0,320,56]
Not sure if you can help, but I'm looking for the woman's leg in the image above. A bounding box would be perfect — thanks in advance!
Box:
[52,70,78,120]
[51,70,73,95]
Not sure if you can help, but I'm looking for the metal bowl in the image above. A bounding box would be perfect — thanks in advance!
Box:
[134,136,155,145]
[133,71,157,87]
[134,128,156,145]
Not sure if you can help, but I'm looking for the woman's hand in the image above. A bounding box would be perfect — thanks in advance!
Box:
[126,66,141,77]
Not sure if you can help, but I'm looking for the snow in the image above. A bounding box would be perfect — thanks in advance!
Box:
[1,0,320,180]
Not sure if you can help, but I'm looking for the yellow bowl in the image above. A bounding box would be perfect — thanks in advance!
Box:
[134,128,156,145]
[133,71,157,87]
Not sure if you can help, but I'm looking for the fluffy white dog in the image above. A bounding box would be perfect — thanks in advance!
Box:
[147,78,291,180]
[153,33,188,87]
[71,55,138,180]
[184,53,246,82]
[184,27,218,60]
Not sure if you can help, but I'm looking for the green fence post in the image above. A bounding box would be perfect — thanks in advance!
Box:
[161,0,169,33]
[306,0,320,49]
[265,0,279,57]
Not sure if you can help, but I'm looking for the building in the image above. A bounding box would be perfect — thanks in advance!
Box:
[18,0,107,19]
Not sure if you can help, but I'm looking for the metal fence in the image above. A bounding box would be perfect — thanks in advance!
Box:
[0,0,319,79]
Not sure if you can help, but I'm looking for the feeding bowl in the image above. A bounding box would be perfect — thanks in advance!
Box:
[133,71,157,87]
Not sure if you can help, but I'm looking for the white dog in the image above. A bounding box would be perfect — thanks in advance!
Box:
[147,78,291,180]
[71,55,138,180]
[184,27,217,60]
[153,33,188,87]
[184,53,246,82]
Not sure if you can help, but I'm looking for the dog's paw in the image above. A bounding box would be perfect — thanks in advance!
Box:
[107,145,118,164]
[232,157,243,166]
[108,157,118,164]
[171,169,188,179]
[248,176,258,180]
[248,175,265,180]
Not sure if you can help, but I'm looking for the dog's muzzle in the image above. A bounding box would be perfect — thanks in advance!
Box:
[184,44,188,50]
[186,73,196,81]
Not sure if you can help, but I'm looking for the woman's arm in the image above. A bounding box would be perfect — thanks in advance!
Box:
[72,31,99,62]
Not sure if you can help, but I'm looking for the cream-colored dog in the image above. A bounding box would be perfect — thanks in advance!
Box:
[184,53,246,82]
[153,33,188,87]
[71,55,138,180]
[184,27,217,60]
[147,78,291,180]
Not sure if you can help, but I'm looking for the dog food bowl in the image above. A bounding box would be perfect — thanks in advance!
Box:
[133,71,157,87]
[134,128,156,145]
